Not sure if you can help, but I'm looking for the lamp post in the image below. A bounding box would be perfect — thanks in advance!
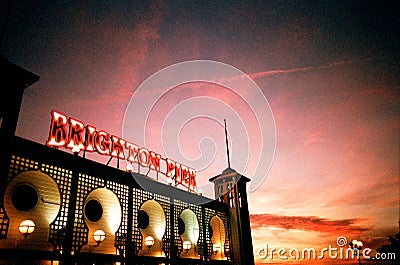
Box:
[349,239,363,265]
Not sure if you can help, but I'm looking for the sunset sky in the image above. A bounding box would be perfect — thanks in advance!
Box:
[1,0,399,264]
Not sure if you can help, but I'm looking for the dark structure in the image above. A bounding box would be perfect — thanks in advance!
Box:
[0,56,255,265]
[210,168,255,265]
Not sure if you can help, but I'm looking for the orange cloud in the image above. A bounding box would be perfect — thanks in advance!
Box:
[250,214,369,237]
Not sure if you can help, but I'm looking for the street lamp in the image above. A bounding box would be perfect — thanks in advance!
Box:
[18,220,35,238]
[349,239,363,265]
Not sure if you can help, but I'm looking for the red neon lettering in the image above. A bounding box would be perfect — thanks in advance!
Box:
[166,159,175,178]
[181,165,189,186]
[85,125,96,152]
[149,151,161,172]
[189,168,197,190]
[66,118,85,150]
[94,130,111,155]
[125,141,138,163]
[175,162,182,184]
[138,148,149,167]
[46,110,198,191]
[46,110,68,147]
[111,135,126,159]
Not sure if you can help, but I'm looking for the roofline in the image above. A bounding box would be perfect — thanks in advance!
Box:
[209,169,251,183]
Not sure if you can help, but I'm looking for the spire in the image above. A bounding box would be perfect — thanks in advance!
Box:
[224,119,231,168]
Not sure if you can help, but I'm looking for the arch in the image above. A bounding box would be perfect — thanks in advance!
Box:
[210,215,226,259]
[179,208,199,256]
[138,199,166,256]
[2,170,61,250]
[83,187,122,253]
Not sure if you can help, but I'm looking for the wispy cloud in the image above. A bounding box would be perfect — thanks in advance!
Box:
[247,57,384,79]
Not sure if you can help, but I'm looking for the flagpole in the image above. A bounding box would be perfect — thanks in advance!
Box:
[224,119,231,168]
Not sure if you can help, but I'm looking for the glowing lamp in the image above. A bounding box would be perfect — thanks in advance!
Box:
[166,177,173,186]
[213,243,220,254]
[72,146,80,155]
[183,240,192,253]
[144,236,154,250]
[350,239,363,250]
[19,220,35,238]
[93,229,106,245]
[126,163,133,172]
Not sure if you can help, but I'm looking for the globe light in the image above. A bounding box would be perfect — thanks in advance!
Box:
[213,243,220,254]
[183,240,192,253]
[72,146,80,156]
[144,236,155,250]
[350,239,363,250]
[93,229,106,245]
[19,220,35,238]
[126,163,133,172]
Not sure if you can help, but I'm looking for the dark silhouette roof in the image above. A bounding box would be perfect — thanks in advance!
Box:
[209,167,250,183]
[0,54,39,89]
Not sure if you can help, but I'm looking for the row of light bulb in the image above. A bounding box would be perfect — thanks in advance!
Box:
[18,220,220,254]
[18,219,106,245]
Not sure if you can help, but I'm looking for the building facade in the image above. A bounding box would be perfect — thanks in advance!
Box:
[0,56,254,265]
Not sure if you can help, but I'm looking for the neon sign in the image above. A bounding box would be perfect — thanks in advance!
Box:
[46,110,197,192]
